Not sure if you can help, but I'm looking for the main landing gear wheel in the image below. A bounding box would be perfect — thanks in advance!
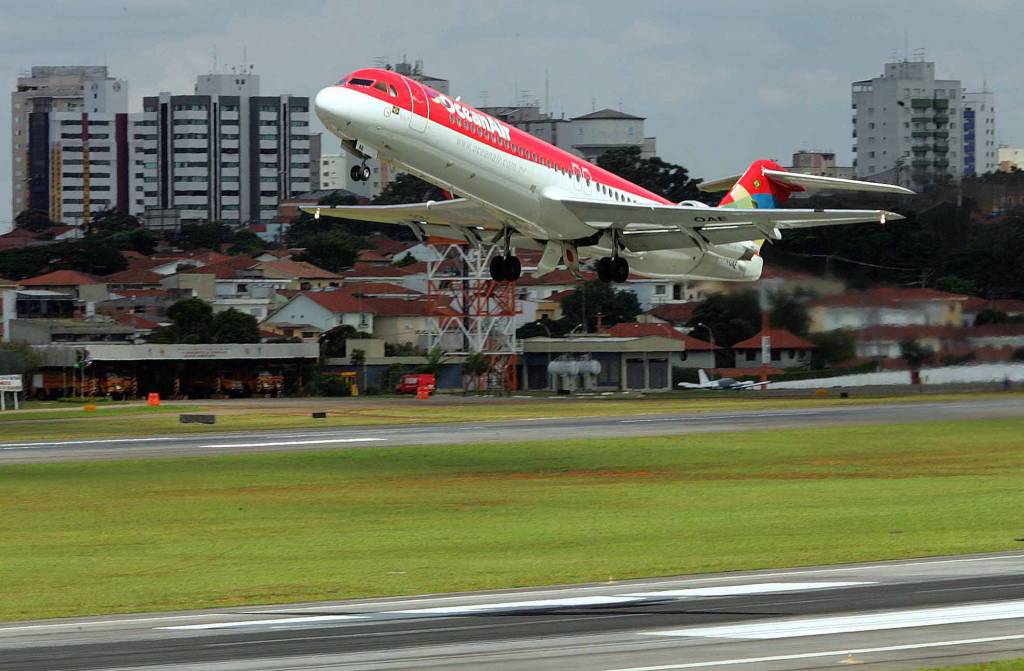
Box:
[360,165,371,181]
[596,256,629,283]
[350,165,363,181]
[488,255,522,282]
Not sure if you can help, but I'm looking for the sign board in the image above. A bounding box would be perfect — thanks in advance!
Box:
[0,375,23,392]
[761,336,772,365]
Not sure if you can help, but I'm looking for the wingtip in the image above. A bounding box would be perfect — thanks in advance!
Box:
[885,211,906,222]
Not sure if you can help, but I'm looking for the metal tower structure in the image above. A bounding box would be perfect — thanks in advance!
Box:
[425,241,520,391]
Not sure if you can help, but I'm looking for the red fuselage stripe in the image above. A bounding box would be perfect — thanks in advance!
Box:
[339,68,673,205]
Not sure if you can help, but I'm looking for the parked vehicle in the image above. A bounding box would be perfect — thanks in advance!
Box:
[395,373,435,395]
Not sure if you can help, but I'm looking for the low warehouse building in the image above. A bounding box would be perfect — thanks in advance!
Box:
[520,335,686,391]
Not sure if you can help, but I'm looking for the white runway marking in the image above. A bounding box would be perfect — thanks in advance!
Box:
[161,614,368,630]
[605,633,1024,670]
[626,581,873,598]
[0,436,181,449]
[197,437,386,448]
[645,598,1024,639]
[394,595,644,615]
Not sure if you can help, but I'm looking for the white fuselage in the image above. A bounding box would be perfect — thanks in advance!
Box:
[315,83,762,281]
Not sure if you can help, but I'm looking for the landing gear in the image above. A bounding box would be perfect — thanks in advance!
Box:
[489,254,522,282]
[596,255,628,283]
[350,164,372,182]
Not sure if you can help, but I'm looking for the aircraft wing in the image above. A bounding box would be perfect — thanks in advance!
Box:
[301,199,507,242]
[731,380,771,390]
[555,197,904,250]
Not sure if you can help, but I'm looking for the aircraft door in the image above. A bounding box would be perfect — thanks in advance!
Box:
[406,80,429,133]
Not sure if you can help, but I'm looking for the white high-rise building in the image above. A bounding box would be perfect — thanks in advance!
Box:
[10,66,128,228]
[130,72,310,226]
[962,88,997,177]
[852,59,962,191]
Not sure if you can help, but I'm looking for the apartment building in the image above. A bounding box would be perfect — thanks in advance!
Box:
[131,72,311,225]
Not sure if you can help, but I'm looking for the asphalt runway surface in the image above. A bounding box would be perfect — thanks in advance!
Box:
[1,396,1023,464]
[5,552,1024,670]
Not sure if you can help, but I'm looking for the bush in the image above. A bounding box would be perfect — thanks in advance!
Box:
[321,376,352,397]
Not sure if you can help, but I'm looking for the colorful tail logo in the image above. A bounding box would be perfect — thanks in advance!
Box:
[718,159,796,210]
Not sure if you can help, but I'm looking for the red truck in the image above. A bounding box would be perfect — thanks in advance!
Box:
[394,373,436,395]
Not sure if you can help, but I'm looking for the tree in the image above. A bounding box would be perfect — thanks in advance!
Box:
[809,330,856,369]
[52,239,128,275]
[211,309,260,343]
[419,347,448,375]
[226,230,267,256]
[372,173,446,205]
[295,230,361,272]
[596,146,701,202]
[14,208,57,232]
[462,352,490,392]
[163,298,214,343]
[770,292,810,337]
[349,348,367,392]
[320,324,373,358]
[899,338,933,372]
[560,280,641,332]
[687,291,761,348]
[178,221,231,250]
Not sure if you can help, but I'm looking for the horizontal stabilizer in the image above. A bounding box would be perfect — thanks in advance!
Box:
[762,169,915,196]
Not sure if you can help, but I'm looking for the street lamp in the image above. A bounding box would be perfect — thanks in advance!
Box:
[694,322,716,369]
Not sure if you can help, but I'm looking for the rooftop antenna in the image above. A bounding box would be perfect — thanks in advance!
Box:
[480,90,489,106]
[904,29,909,62]
[213,44,218,74]
[591,96,596,112]
[544,69,550,115]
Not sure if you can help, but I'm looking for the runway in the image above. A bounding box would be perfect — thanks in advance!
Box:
[4,552,1024,670]
[1,396,1023,464]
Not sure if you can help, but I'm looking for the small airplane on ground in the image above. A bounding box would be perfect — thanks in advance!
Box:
[308,68,913,283]
[677,369,770,391]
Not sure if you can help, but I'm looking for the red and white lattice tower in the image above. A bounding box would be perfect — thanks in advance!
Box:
[425,240,519,391]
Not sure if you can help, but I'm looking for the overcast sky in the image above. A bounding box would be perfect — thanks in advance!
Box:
[3,0,1022,228]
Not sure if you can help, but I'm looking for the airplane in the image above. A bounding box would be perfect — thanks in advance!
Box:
[308,68,913,284]
[677,369,769,391]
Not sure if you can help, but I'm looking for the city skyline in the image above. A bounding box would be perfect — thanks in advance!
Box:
[3,0,1023,228]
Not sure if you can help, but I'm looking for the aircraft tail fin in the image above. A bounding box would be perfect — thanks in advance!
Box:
[698,369,710,386]
[699,159,915,209]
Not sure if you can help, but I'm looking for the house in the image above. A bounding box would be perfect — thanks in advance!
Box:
[19,270,107,303]
[605,322,719,370]
[254,259,342,290]
[853,323,1024,361]
[685,266,846,302]
[807,287,969,333]
[731,328,816,370]
[638,302,697,327]
[961,297,1024,326]
[102,268,165,291]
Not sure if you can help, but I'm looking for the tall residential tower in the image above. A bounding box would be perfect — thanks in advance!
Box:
[852,59,963,191]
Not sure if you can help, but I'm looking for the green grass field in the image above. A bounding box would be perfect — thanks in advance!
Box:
[2,418,1024,621]
[920,662,1024,670]
[0,391,1017,441]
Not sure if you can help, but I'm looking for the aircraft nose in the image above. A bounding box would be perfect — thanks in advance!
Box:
[314,86,357,136]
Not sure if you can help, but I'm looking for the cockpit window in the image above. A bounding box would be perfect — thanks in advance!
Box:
[374,81,388,93]
[348,77,374,87]
[388,84,398,97]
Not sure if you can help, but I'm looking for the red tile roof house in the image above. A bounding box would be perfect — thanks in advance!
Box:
[19,270,108,302]
[732,328,816,370]
[807,287,969,333]
[853,323,1024,363]
[606,322,720,370]
[261,290,459,351]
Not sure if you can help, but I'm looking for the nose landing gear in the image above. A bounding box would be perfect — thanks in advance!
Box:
[350,164,372,182]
